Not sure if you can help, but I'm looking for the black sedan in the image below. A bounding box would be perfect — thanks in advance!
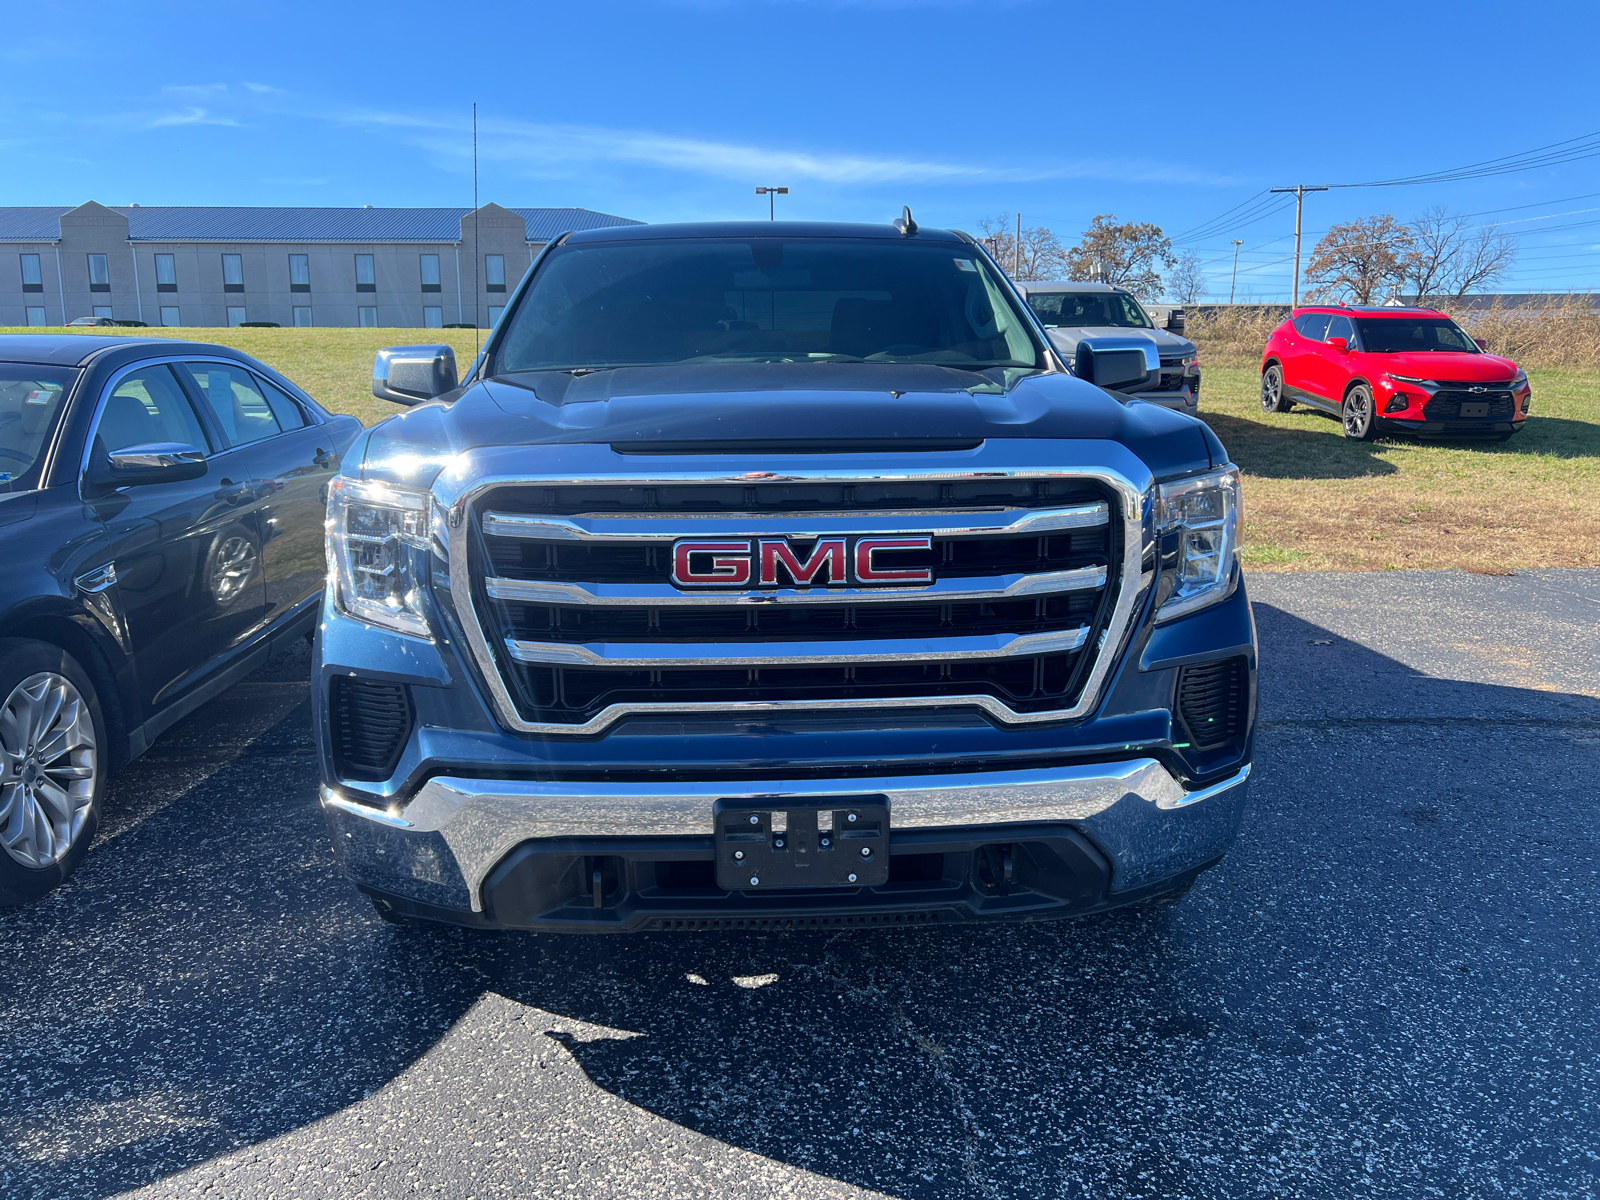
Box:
[0,336,360,904]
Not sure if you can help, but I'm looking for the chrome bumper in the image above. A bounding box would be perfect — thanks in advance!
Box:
[322,759,1251,913]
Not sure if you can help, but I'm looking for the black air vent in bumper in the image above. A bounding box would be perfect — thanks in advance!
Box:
[1175,657,1247,751]
[330,677,413,781]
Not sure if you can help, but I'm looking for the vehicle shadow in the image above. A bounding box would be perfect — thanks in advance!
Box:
[2,615,1598,1198]
[1205,409,1598,479]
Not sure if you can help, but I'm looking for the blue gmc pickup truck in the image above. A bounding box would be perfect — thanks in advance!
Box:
[315,214,1256,932]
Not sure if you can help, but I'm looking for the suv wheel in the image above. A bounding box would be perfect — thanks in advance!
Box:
[1342,384,1377,440]
[0,639,106,906]
[1260,365,1293,413]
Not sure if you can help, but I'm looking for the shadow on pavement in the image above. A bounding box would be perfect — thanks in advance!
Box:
[2,610,1598,1198]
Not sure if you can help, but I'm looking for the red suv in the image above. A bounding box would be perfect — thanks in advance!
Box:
[1260,305,1531,441]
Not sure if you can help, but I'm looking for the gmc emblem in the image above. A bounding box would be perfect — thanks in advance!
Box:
[671,536,933,588]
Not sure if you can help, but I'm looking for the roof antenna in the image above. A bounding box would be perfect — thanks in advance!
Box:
[894,206,918,237]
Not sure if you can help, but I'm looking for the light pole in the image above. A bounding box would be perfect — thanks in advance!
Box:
[1229,240,1244,304]
[755,187,788,220]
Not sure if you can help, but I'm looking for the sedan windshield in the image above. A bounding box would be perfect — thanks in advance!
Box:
[1026,291,1152,329]
[0,366,75,493]
[495,237,1043,373]
[1355,317,1478,354]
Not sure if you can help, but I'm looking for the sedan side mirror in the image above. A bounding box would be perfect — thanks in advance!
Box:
[86,442,207,493]
[374,345,458,405]
[1474,337,1489,350]
[1326,336,1349,353]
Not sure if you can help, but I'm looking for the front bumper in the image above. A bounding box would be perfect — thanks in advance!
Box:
[322,758,1250,932]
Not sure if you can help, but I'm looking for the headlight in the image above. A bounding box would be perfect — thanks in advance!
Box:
[1181,352,1200,370]
[1155,466,1241,622]
[1510,370,1529,391]
[1385,373,1429,386]
[326,477,433,639]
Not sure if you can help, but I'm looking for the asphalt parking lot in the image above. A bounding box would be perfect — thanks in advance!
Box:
[2,569,1597,1200]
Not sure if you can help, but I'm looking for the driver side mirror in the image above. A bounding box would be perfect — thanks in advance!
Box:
[85,442,207,494]
[1326,337,1349,353]
[373,345,458,405]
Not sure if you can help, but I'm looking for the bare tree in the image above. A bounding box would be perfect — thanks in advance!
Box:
[1407,207,1516,300]
[1168,251,1206,304]
[1062,214,1175,300]
[975,215,1069,281]
[1448,224,1516,299]
[1304,214,1412,304]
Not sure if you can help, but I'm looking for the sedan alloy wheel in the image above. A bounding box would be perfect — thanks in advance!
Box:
[0,672,99,869]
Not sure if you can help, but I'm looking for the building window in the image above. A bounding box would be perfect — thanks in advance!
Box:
[358,306,378,327]
[420,254,441,293]
[226,306,246,327]
[155,253,177,292]
[289,254,310,293]
[88,254,110,292]
[487,305,505,326]
[20,254,43,293]
[160,306,181,327]
[355,254,376,293]
[293,306,312,327]
[485,255,506,292]
[222,254,244,292]
[26,307,47,327]
[93,306,113,319]
[423,305,443,329]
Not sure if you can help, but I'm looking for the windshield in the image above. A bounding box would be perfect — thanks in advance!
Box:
[495,237,1043,373]
[1026,291,1152,329]
[1355,317,1478,354]
[0,366,75,493]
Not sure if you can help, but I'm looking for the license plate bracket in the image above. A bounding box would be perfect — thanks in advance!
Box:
[1459,401,1490,418]
[714,797,890,890]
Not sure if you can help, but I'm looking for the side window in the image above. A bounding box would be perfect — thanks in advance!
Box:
[184,362,284,448]
[1292,312,1331,341]
[95,366,211,456]
[254,375,308,431]
[1325,314,1355,344]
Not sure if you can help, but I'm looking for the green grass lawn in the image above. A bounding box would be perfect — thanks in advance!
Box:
[11,326,1598,570]
[1200,364,1599,570]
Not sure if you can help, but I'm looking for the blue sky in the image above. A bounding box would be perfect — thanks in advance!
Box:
[4,0,1598,300]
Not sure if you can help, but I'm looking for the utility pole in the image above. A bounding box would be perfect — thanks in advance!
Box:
[755,186,788,220]
[1015,213,1022,277]
[1270,183,1328,306]
[1229,240,1244,304]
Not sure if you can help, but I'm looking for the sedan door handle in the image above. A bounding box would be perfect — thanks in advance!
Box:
[216,479,252,504]
[313,446,338,470]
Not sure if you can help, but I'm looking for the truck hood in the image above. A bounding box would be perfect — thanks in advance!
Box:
[1376,351,1520,382]
[356,361,1224,487]
[1044,326,1196,361]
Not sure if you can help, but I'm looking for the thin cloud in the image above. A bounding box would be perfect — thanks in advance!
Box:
[331,108,1241,189]
[149,107,241,128]
[243,82,285,94]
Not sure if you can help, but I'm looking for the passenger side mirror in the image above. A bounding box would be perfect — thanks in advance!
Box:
[86,442,207,493]
[1165,309,1185,333]
[1474,337,1489,350]
[1326,337,1349,353]
[373,345,459,405]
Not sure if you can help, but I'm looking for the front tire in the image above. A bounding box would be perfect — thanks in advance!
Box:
[0,639,107,907]
[1342,384,1377,440]
[1260,365,1293,413]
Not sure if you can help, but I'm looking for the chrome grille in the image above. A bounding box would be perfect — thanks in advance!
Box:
[449,467,1148,737]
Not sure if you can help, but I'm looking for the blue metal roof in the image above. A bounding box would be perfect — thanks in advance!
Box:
[0,205,642,243]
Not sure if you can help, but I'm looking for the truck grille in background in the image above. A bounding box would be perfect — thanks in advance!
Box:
[1175,657,1247,751]
[1423,390,1515,420]
[330,677,413,780]
[468,478,1123,730]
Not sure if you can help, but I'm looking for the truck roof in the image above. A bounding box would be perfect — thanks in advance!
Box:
[1012,281,1122,294]
[564,220,967,245]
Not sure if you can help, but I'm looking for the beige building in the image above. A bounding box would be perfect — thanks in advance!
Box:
[0,201,641,329]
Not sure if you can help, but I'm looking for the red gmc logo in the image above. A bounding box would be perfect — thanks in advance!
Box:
[671,537,934,588]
